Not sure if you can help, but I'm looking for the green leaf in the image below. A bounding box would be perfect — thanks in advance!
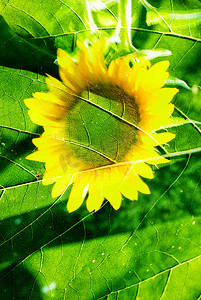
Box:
[0,16,58,76]
[0,0,201,298]
[140,0,201,38]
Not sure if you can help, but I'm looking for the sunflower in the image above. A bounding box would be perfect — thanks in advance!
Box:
[25,39,178,213]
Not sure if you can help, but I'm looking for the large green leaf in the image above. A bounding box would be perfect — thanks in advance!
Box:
[0,0,201,299]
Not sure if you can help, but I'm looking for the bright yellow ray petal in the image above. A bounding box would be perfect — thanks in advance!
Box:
[26,145,65,162]
[146,152,169,165]
[77,43,94,84]
[139,61,169,93]
[147,88,179,107]
[133,162,154,179]
[140,132,175,147]
[27,110,62,127]
[153,132,175,145]
[46,75,74,105]
[32,137,61,149]
[51,169,76,198]
[124,166,138,185]
[104,189,122,210]
[67,175,89,212]
[86,181,104,212]
[43,175,57,186]
[59,70,83,93]
[108,59,119,79]
[120,176,138,200]
[43,159,68,186]
[150,105,175,130]
[33,91,66,106]
[25,97,66,119]
[42,157,69,185]
[57,49,85,92]
[102,168,123,210]
[136,174,151,194]
[131,145,169,165]
[43,126,66,140]
[42,172,56,186]
[140,103,175,132]
[92,39,108,83]
[133,67,147,92]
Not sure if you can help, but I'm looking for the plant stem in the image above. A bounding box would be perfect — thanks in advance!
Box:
[117,0,137,51]
[119,0,131,47]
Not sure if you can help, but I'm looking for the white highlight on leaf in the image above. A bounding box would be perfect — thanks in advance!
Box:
[89,0,106,11]
[192,85,198,94]
[42,282,56,293]
[88,0,116,11]
[86,0,98,31]
[141,49,172,61]
[166,77,190,90]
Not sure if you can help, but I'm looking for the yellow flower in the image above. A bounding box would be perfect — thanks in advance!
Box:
[25,39,178,213]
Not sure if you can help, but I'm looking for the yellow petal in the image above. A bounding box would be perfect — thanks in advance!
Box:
[32,136,61,149]
[67,175,89,212]
[33,91,66,106]
[46,75,75,106]
[43,126,66,140]
[133,162,154,179]
[148,88,178,107]
[57,48,85,92]
[42,160,68,185]
[140,103,175,132]
[146,151,169,165]
[133,67,147,92]
[51,170,76,198]
[120,165,150,198]
[140,132,175,147]
[92,39,108,83]
[153,132,175,145]
[150,107,175,131]
[86,181,104,212]
[25,96,66,119]
[131,145,169,165]
[42,174,56,186]
[104,189,122,210]
[139,61,169,92]
[102,168,123,210]
[108,59,119,79]
[28,110,62,127]
[136,174,151,194]
[77,44,93,84]
[26,145,64,162]
[120,178,138,200]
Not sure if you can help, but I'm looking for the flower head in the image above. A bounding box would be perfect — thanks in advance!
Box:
[25,39,178,212]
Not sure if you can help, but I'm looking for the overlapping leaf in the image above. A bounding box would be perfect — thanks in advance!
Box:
[0,0,201,299]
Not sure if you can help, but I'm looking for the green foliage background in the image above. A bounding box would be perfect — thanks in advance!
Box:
[0,0,201,299]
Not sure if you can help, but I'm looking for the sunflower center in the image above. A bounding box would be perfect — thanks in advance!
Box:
[63,83,140,169]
